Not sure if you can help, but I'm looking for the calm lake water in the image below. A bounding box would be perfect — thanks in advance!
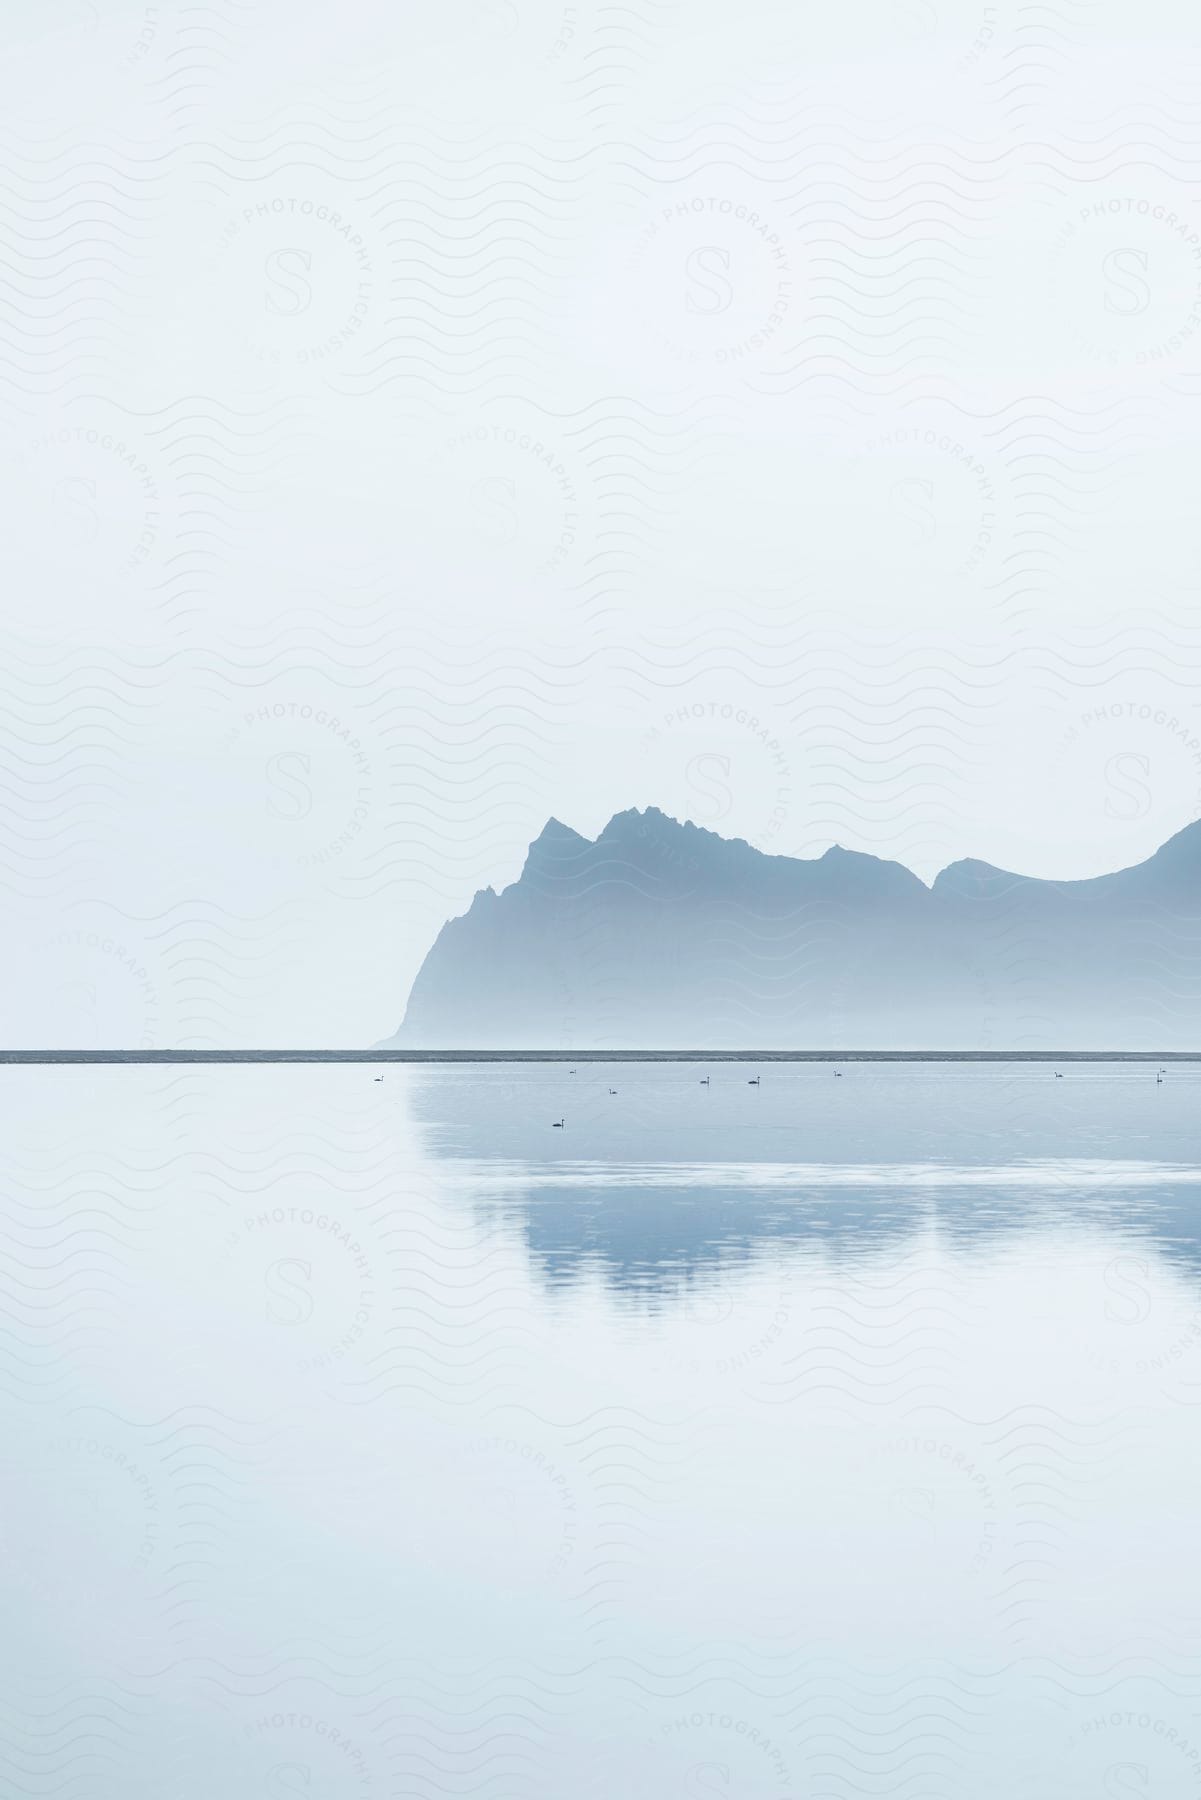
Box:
[5,1061,1201,1796]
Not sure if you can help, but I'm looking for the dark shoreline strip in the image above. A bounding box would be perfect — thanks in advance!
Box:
[1,1051,1199,1066]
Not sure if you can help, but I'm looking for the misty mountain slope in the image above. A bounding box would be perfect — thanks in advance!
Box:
[384,809,1201,1049]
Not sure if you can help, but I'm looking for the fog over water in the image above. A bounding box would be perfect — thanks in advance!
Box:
[5,1061,1201,1796]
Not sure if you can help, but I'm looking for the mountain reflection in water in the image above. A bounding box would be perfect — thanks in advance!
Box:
[410,1061,1201,1297]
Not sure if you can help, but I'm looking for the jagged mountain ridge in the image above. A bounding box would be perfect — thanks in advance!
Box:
[383,807,1201,1048]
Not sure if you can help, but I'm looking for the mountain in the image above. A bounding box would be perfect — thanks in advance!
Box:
[382,808,1201,1049]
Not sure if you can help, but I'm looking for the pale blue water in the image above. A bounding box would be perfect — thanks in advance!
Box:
[3,1062,1201,1796]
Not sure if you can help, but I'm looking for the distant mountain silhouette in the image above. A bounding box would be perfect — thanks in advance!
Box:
[382,807,1201,1049]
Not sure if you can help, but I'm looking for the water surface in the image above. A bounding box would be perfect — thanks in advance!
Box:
[4,1061,1201,1796]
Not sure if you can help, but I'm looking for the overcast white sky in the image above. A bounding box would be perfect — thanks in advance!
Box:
[3,0,1201,1044]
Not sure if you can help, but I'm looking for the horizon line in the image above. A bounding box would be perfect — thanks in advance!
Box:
[1,1050,1199,1064]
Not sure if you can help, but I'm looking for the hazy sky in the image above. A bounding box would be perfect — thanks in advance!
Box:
[3,0,1201,1044]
